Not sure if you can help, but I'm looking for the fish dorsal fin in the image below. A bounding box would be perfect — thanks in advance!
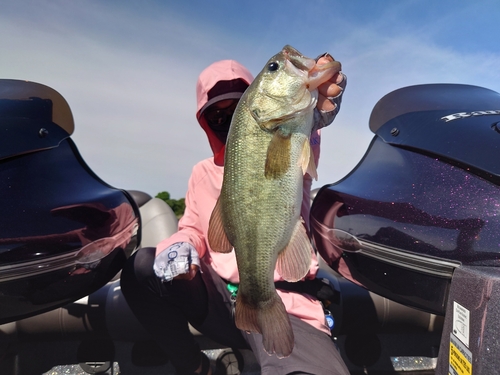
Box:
[208,197,233,253]
[276,220,312,281]
[300,138,318,180]
[265,130,291,179]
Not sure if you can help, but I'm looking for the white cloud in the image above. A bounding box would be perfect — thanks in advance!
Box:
[1,0,499,199]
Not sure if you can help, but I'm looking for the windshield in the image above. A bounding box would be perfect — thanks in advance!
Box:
[369,84,500,182]
[369,84,500,133]
[0,80,74,160]
[0,79,74,134]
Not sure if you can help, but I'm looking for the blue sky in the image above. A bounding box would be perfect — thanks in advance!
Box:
[1,0,499,198]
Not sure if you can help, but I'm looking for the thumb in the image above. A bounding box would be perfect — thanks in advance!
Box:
[188,264,200,279]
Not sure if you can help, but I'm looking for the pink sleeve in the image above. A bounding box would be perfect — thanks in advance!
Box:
[155,168,208,258]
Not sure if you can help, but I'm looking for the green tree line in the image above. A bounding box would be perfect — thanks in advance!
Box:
[156,191,185,218]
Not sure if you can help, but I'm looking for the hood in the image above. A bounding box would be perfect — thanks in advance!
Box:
[196,60,253,165]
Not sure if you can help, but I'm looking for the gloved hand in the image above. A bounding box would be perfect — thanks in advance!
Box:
[314,52,347,128]
[153,242,200,282]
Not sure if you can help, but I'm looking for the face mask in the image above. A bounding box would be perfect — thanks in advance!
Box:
[204,100,238,143]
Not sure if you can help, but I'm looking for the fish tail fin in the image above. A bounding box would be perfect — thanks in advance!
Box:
[235,292,294,358]
[277,220,313,281]
[208,197,233,253]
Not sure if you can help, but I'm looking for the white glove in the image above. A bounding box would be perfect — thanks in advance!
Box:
[153,242,200,282]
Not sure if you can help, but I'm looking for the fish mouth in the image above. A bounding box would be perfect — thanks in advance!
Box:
[282,45,341,92]
[282,45,316,72]
[251,45,342,130]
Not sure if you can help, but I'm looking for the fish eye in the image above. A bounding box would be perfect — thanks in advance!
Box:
[267,62,279,71]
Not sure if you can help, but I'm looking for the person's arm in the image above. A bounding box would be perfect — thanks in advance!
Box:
[154,165,208,281]
[302,53,347,229]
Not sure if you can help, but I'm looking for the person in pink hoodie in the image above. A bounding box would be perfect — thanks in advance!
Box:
[121,54,347,375]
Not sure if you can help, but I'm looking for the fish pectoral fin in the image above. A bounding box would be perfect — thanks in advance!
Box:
[207,198,233,253]
[265,130,291,179]
[277,220,313,282]
[235,292,294,358]
[300,138,318,180]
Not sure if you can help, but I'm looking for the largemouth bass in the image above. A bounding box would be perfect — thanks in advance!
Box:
[208,45,341,357]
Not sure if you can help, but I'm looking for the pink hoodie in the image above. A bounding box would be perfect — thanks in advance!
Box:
[156,60,329,334]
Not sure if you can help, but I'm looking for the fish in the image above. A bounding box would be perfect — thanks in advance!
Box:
[208,45,341,357]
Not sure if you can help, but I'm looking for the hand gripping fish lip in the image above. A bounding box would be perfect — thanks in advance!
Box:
[308,60,341,91]
[282,45,341,91]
